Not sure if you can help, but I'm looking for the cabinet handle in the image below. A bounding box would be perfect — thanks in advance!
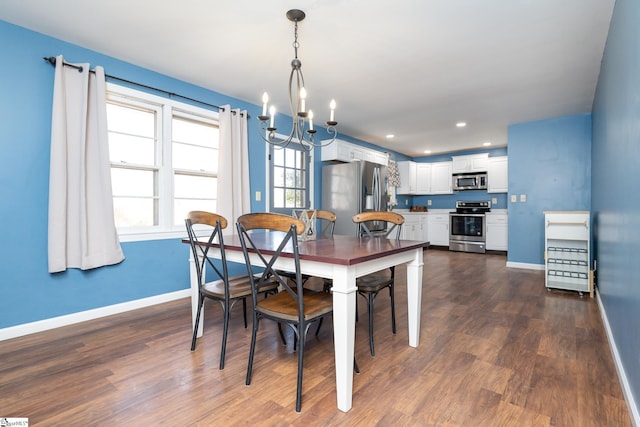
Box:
[546,220,588,228]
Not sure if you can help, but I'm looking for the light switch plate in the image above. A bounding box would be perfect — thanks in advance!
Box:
[491,198,497,204]
[255,191,261,201]
[511,195,517,203]
[520,194,526,202]
[427,200,432,206]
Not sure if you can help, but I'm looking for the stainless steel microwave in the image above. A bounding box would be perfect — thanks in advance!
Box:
[452,173,487,191]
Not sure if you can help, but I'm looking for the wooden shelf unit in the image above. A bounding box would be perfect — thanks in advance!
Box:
[544,211,591,296]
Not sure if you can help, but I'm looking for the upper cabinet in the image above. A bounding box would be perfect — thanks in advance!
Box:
[397,161,417,194]
[487,156,508,193]
[321,139,388,166]
[397,160,452,195]
[430,161,453,194]
[451,153,489,173]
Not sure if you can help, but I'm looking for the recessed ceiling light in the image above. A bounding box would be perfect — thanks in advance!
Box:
[424,150,432,154]
[483,141,491,146]
[456,122,467,128]
[386,134,395,139]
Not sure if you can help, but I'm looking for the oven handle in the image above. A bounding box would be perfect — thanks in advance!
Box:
[450,213,487,217]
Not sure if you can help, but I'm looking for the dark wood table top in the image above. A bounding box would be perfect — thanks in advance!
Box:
[185,233,428,266]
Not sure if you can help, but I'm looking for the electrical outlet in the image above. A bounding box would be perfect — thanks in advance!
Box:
[255,191,261,201]
[510,195,517,203]
[405,200,409,206]
[427,200,432,206]
[491,198,497,205]
[520,194,526,203]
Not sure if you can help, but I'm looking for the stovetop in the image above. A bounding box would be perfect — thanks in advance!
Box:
[454,200,491,214]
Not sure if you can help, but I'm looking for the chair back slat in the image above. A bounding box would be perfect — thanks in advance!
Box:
[185,211,231,299]
[236,213,305,308]
[353,211,404,240]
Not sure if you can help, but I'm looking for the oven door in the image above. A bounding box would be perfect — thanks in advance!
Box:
[449,213,485,242]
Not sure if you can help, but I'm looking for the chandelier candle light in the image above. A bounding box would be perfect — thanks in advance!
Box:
[258,9,338,151]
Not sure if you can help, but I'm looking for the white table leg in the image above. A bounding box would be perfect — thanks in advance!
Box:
[331,266,357,412]
[188,251,204,338]
[406,248,424,347]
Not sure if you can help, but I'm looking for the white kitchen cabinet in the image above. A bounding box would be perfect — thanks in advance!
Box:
[451,153,488,173]
[486,212,508,251]
[429,161,453,194]
[389,213,427,241]
[544,211,591,296]
[397,161,417,194]
[427,212,449,246]
[416,163,432,194]
[321,139,387,165]
[487,156,508,193]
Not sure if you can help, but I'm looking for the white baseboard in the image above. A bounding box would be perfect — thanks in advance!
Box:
[506,261,545,270]
[597,288,640,426]
[0,289,191,342]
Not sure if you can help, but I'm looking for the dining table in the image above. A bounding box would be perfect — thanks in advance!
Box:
[186,233,428,412]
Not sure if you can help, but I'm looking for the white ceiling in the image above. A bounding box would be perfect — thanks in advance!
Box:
[0,0,614,157]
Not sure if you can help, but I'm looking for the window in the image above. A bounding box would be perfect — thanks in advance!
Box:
[268,143,311,215]
[106,84,219,241]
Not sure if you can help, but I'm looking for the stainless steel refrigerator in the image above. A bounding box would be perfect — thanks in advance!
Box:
[322,160,388,236]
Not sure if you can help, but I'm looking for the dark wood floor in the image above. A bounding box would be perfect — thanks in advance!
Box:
[0,250,631,426]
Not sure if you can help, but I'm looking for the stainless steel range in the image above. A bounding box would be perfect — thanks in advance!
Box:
[449,200,491,253]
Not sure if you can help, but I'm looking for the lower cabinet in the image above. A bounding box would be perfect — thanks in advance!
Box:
[427,213,449,246]
[486,213,508,251]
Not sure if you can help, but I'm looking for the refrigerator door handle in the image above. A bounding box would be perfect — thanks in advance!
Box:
[372,167,380,211]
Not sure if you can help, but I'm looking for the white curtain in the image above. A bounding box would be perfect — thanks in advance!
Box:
[48,55,124,273]
[217,105,250,235]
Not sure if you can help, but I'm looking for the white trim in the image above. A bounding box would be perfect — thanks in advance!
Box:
[506,261,545,270]
[0,289,190,341]
[597,288,640,426]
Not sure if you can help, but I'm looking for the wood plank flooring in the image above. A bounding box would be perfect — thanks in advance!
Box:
[0,250,631,426]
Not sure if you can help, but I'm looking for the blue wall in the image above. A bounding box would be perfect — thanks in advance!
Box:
[507,114,592,265]
[0,20,399,329]
[591,0,640,413]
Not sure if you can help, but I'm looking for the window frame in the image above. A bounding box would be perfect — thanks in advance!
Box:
[265,135,315,215]
[106,83,220,242]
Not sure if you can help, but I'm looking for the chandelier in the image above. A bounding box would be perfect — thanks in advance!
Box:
[258,9,338,151]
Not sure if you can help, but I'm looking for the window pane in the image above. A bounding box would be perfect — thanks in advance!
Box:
[113,197,156,227]
[285,168,295,187]
[107,103,155,137]
[174,199,216,226]
[273,147,284,166]
[273,166,284,187]
[173,143,218,172]
[174,174,217,199]
[273,188,284,208]
[108,132,155,165]
[285,189,295,207]
[285,149,296,168]
[111,168,156,197]
[173,117,218,148]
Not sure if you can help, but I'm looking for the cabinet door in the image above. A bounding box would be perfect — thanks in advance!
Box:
[427,214,450,246]
[397,161,417,194]
[486,214,508,250]
[487,156,508,193]
[452,153,488,173]
[430,162,453,194]
[415,163,432,194]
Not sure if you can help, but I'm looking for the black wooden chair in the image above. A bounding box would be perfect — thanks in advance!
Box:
[236,212,334,413]
[185,210,278,370]
[352,211,404,357]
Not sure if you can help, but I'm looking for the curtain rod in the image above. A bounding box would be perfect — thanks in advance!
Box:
[43,57,247,117]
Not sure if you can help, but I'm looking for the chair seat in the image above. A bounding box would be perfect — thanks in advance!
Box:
[356,273,393,292]
[202,275,278,299]
[257,289,333,322]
